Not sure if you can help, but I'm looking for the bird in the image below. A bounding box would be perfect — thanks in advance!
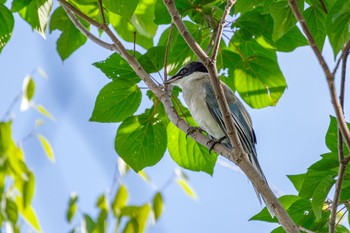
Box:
[164,61,270,210]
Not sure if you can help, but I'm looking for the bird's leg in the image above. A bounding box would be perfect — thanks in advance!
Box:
[186,126,206,139]
[207,136,227,152]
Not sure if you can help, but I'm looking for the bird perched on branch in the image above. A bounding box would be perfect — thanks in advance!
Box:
[164,61,270,210]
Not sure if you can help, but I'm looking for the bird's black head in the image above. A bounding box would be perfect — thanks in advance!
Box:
[165,61,208,85]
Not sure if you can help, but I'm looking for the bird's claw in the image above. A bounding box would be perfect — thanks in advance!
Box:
[207,136,227,153]
[186,126,205,139]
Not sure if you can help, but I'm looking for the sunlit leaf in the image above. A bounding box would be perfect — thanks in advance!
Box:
[137,170,151,183]
[0,121,12,154]
[20,75,35,111]
[93,52,140,83]
[19,0,52,38]
[66,193,78,223]
[112,185,128,217]
[223,41,286,108]
[176,178,197,199]
[49,6,87,60]
[115,110,167,172]
[326,116,349,154]
[5,198,18,225]
[96,194,108,211]
[83,214,96,233]
[167,122,217,175]
[104,0,138,20]
[90,80,142,123]
[16,196,42,232]
[152,192,163,221]
[23,171,35,208]
[0,4,14,53]
[121,204,151,233]
[34,104,54,120]
[37,134,55,162]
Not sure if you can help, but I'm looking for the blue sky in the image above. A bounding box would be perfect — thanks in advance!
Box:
[0,13,348,233]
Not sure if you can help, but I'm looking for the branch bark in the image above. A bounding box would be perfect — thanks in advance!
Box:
[329,41,350,233]
[60,0,299,232]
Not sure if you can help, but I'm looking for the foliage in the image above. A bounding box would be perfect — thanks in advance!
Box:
[0,69,54,232]
[66,159,197,233]
[251,116,350,232]
[1,0,350,232]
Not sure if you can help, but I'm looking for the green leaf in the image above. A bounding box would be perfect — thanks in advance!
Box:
[37,134,55,162]
[83,214,96,233]
[336,225,350,233]
[35,104,54,120]
[325,116,349,153]
[20,75,34,111]
[250,195,300,222]
[130,0,158,38]
[154,0,171,24]
[109,12,153,49]
[0,121,12,154]
[269,0,302,40]
[235,0,264,14]
[90,80,142,123]
[93,52,140,83]
[326,0,350,57]
[66,193,78,223]
[0,4,14,53]
[176,178,197,199]
[311,175,334,219]
[96,194,108,211]
[115,110,167,172]
[271,26,308,52]
[152,192,163,221]
[120,204,151,233]
[19,0,52,38]
[138,46,166,73]
[104,0,138,20]
[223,41,286,108]
[308,152,339,171]
[304,5,327,51]
[123,218,138,233]
[299,170,335,198]
[11,0,33,12]
[112,185,128,217]
[166,122,218,175]
[49,7,88,60]
[287,198,313,223]
[23,171,35,208]
[5,198,18,224]
[16,196,42,232]
[287,173,305,192]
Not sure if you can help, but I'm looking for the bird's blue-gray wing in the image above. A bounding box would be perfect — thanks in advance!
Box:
[202,81,265,181]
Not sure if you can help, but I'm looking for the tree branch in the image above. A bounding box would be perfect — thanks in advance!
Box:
[287,0,350,160]
[329,41,350,233]
[163,0,299,232]
[60,1,116,51]
[211,0,235,62]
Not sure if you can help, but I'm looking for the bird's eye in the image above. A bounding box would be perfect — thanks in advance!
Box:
[180,68,188,75]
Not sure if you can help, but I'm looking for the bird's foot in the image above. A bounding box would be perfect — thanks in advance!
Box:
[207,136,227,152]
[186,126,205,139]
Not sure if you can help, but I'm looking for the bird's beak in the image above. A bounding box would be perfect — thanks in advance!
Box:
[164,73,182,85]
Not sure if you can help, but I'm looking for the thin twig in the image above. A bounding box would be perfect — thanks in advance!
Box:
[329,41,350,233]
[2,93,21,121]
[97,0,106,25]
[288,0,350,160]
[318,0,328,13]
[59,0,101,27]
[211,0,235,62]
[60,2,116,51]
[298,226,316,233]
[163,24,173,82]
